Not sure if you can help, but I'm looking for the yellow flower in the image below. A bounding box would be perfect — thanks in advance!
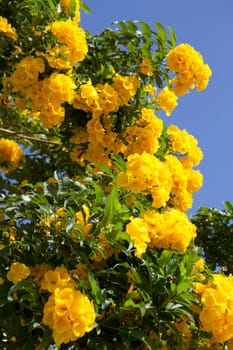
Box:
[186,169,203,192]
[167,125,203,168]
[117,152,173,208]
[41,266,75,292]
[0,16,17,40]
[144,84,157,102]
[30,264,51,287]
[169,186,193,212]
[7,262,30,283]
[167,43,212,95]
[48,19,87,66]
[143,209,196,253]
[199,274,233,343]
[43,288,95,344]
[42,73,76,105]
[73,81,100,114]
[38,103,65,128]
[157,86,178,116]
[192,258,205,273]
[123,108,163,156]
[95,83,120,115]
[139,57,153,76]
[126,217,150,257]
[112,74,140,105]
[10,56,45,95]
[0,138,24,172]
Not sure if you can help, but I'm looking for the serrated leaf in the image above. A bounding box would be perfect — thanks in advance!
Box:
[139,21,152,37]
[224,201,233,214]
[129,330,155,350]
[154,22,167,42]
[168,25,176,47]
[102,186,121,226]
[36,327,52,350]
[80,1,91,14]
[176,281,191,294]
[8,280,37,302]
[47,0,56,12]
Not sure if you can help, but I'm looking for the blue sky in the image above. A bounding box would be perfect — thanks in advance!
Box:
[81,0,233,214]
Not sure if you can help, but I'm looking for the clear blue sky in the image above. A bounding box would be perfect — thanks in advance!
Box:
[81,0,233,213]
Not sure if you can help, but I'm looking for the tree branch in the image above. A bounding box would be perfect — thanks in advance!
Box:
[0,128,60,145]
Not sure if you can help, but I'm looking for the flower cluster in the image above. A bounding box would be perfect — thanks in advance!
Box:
[0,16,17,40]
[196,274,233,343]
[6,6,87,128]
[43,287,95,344]
[29,264,96,344]
[167,124,203,168]
[47,19,88,67]
[117,151,173,208]
[167,43,212,95]
[71,76,141,166]
[7,262,30,283]
[0,138,24,172]
[10,56,45,95]
[38,72,76,127]
[9,58,77,128]
[126,208,196,257]
[165,154,203,212]
[139,57,153,76]
[157,86,178,116]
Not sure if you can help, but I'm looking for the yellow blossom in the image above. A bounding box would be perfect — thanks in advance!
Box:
[167,43,212,95]
[43,288,95,344]
[143,209,196,253]
[168,125,203,168]
[117,152,173,208]
[0,16,17,40]
[199,274,233,343]
[157,86,178,116]
[10,56,45,95]
[139,57,153,76]
[0,138,24,172]
[48,19,87,66]
[41,266,75,292]
[112,74,140,106]
[126,217,150,257]
[7,262,30,283]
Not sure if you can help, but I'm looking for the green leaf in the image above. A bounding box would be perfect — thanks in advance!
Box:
[127,21,139,34]
[129,329,155,350]
[154,22,167,42]
[168,25,176,47]
[139,21,152,37]
[224,201,233,214]
[68,0,76,15]
[47,0,56,12]
[80,1,91,14]
[102,186,122,226]
[36,327,52,350]
[176,281,191,294]
[87,269,100,300]
[92,183,104,211]
[8,280,38,302]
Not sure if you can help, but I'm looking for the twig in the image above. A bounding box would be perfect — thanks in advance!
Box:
[0,127,60,145]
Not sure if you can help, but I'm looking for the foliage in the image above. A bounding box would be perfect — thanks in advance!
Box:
[0,0,230,349]
[192,202,233,275]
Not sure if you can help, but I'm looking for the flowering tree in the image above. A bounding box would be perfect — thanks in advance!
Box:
[1,0,232,349]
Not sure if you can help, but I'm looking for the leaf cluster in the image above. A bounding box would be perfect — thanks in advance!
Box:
[192,201,233,274]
